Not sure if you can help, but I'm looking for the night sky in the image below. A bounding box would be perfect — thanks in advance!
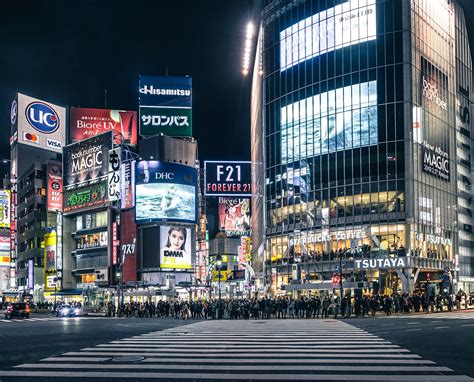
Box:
[0,0,257,177]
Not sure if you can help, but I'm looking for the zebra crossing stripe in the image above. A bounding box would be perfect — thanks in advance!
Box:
[0,371,471,381]
[0,319,470,381]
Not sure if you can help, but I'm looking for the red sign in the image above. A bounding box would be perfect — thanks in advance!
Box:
[120,210,137,283]
[112,222,118,265]
[47,162,63,212]
[70,108,138,145]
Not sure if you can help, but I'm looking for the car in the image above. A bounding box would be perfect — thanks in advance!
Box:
[3,302,31,320]
[55,304,82,317]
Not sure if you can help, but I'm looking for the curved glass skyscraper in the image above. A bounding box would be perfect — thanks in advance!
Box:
[251,0,474,296]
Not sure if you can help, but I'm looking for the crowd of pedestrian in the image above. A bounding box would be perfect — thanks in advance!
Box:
[103,290,472,320]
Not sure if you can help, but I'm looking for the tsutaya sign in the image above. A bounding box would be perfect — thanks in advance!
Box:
[290,229,367,246]
[355,257,407,270]
[415,232,452,246]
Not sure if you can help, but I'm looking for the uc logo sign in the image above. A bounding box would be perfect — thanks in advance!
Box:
[26,102,60,134]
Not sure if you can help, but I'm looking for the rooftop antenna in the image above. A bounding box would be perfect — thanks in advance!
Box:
[104,88,108,109]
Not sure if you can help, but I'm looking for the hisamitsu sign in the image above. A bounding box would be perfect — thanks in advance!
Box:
[355,257,407,270]
[204,161,251,197]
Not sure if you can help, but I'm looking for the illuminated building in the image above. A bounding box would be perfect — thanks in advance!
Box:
[251,0,474,296]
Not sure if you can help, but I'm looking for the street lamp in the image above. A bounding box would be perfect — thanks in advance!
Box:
[216,254,222,319]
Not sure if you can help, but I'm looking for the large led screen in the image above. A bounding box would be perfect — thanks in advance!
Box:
[280,0,376,71]
[218,197,251,237]
[281,80,377,163]
[135,161,198,224]
[159,226,193,270]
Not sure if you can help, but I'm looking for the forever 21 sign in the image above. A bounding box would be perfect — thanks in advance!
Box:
[204,161,251,197]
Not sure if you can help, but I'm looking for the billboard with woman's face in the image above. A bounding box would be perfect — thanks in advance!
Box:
[159,226,192,269]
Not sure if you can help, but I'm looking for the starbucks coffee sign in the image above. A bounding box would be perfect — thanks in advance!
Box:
[355,257,407,270]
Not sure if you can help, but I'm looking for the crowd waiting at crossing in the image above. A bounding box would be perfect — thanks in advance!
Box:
[105,290,472,320]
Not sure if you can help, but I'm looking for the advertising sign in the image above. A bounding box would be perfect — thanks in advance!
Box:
[63,132,112,189]
[160,226,193,270]
[241,236,252,262]
[218,197,251,237]
[419,57,450,181]
[280,0,376,71]
[204,161,252,196]
[135,161,198,224]
[121,209,137,283]
[47,162,63,212]
[139,75,192,137]
[0,190,11,228]
[63,180,108,213]
[354,257,407,270]
[70,108,138,145]
[121,161,135,209]
[108,147,121,202]
[0,236,10,267]
[44,231,57,292]
[13,93,66,153]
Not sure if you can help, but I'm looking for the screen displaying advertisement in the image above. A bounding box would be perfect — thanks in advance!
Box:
[44,231,57,292]
[218,197,251,237]
[63,180,108,213]
[47,162,63,212]
[417,57,450,181]
[281,80,377,163]
[63,132,112,189]
[135,161,198,224]
[0,190,11,228]
[0,236,10,267]
[204,161,252,196]
[160,226,193,270]
[280,0,376,71]
[70,108,138,145]
[139,75,192,137]
[13,93,66,153]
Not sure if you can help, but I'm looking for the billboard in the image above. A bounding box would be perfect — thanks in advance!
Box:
[418,57,450,181]
[44,231,57,292]
[121,209,137,282]
[12,93,66,153]
[63,180,108,213]
[160,226,193,270]
[135,161,198,224]
[0,190,11,228]
[63,132,112,189]
[280,0,376,71]
[0,236,10,267]
[47,162,63,212]
[204,161,252,196]
[139,75,192,137]
[120,161,135,209]
[281,80,377,163]
[70,108,138,145]
[218,197,251,237]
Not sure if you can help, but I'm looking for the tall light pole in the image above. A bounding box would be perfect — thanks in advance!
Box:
[216,254,222,319]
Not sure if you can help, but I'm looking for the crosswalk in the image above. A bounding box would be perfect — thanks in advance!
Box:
[0,316,107,324]
[0,319,471,381]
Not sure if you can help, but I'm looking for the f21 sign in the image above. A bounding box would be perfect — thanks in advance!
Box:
[204,161,251,197]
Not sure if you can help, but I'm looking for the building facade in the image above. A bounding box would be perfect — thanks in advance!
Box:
[251,0,474,296]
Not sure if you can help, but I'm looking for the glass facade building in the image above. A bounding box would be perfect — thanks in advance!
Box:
[251,0,474,296]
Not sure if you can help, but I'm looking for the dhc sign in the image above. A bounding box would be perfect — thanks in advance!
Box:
[355,257,407,270]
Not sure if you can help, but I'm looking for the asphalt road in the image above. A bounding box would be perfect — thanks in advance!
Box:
[348,312,474,378]
[0,313,192,370]
[0,311,472,381]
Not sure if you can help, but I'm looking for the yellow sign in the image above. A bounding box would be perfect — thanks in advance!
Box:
[212,270,232,282]
[81,274,95,283]
[44,231,57,292]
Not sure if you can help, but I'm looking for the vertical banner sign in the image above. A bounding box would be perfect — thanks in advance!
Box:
[56,212,63,277]
[241,236,251,262]
[27,259,34,289]
[47,162,63,211]
[112,222,118,265]
[120,209,137,283]
[0,190,11,228]
[44,231,57,292]
[108,147,121,202]
[120,161,135,209]
[139,75,193,137]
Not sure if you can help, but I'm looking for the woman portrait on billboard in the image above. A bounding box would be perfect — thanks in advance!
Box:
[163,226,188,255]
